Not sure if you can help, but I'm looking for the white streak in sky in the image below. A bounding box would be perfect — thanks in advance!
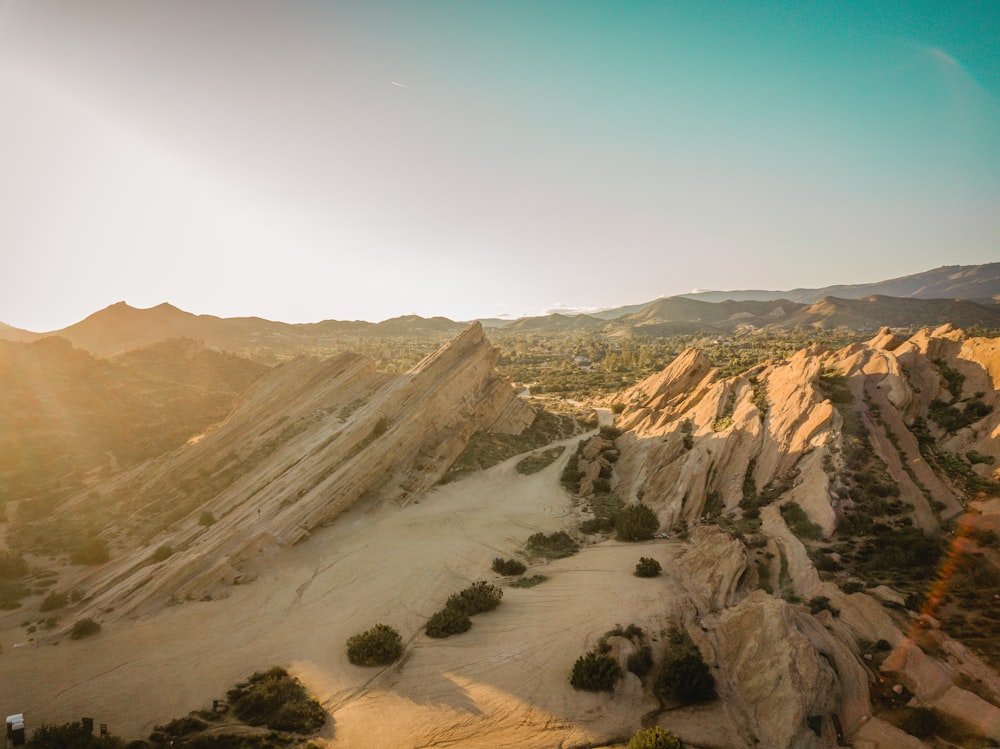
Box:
[927,47,958,66]
[391,81,413,89]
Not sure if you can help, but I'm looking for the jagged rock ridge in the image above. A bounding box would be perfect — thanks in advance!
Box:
[599,324,1000,747]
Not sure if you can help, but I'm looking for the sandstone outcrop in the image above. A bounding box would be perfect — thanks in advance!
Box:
[68,323,534,618]
[609,326,1000,746]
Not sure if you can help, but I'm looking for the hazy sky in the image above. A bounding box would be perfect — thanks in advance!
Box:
[2,0,999,331]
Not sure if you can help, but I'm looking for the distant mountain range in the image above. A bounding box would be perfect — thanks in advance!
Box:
[1,263,998,355]
[676,262,1000,304]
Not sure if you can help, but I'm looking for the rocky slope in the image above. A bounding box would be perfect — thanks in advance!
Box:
[596,324,1000,747]
[17,323,534,620]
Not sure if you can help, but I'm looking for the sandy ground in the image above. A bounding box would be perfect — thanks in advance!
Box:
[0,436,690,747]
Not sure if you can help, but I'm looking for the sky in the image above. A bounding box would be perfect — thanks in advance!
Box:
[1,0,999,331]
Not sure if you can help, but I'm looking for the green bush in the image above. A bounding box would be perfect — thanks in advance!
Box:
[71,538,110,565]
[634,557,662,577]
[150,545,174,563]
[0,551,27,579]
[570,650,622,691]
[25,720,125,748]
[627,726,682,749]
[198,511,217,526]
[627,645,654,677]
[70,617,101,640]
[446,580,503,616]
[616,503,659,541]
[656,650,715,704]
[226,666,325,732]
[346,624,403,666]
[425,606,472,638]
[492,557,526,576]
[39,591,69,611]
[526,531,579,558]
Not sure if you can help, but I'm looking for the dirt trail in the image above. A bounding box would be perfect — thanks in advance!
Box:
[0,434,687,747]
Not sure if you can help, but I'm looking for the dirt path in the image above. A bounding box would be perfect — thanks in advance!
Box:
[0,435,687,747]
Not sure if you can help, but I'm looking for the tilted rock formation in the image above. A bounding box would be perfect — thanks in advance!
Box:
[68,323,534,618]
[608,326,1000,747]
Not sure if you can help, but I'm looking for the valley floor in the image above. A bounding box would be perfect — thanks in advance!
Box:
[0,434,718,747]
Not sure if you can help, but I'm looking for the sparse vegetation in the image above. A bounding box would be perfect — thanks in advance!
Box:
[615,502,659,541]
[526,531,579,558]
[345,623,403,666]
[779,502,822,540]
[492,557,527,576]
[569,650,622,692]
[634,557,662,577]
[225,667,325,733]
[24,721,125,749]
[198,511,217,526]
[509,574,547,588]
[70,617,101,639]
[627,726,682,749]
[39,591,69,611]
[424,580,503,638]
[655,627,714,705]
[515,445,566,475]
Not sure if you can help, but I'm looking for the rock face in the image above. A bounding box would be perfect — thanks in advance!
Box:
[609,326,1000,747]
[70,323,534,618]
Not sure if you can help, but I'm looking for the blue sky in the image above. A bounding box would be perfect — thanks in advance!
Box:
[1,0,998,330]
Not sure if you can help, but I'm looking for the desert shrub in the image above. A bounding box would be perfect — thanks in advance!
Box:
[808,596,840,616]
[226,666,325,732]
[570,650,622,691]
[560,444,584,491]
[150,545,174,562]
[425,606,472,638]
[510,574,547,588]
[656,631,715,705]
[840,580,865,594]
[599,425,622,440]
[616,503,658,541]
[627,645,654,677]
[779,502,822,540]
[526,531,579,558]
[70,617,101,639]
[898,706,942,738]
[680,419,694,450]
[611,402,626,414]
[446,580,503,616]
[580,517,614,534]
[627,726,682,749]
[71,538,110,565]
[198,511,217,526]
[656,651,714,704]
[0,580,29,608]
[345,624,403,666]
[0,551,27,579]
[634,557,662,577]
[25,720,125,748]
[492,557,526,576]
[39,591,69,611]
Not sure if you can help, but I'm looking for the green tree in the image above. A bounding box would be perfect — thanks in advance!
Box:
[627,726,682,749]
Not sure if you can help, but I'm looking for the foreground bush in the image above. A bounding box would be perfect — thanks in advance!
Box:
[492,557,526,576]
[627,726,682,749]
[526,531,579,558]
[425,606,471,638]
[446,580,503,616]
[616,503,659,541]
[634,557,662,577]
[570,650,622,691]
[346,623,403,666]
[25,721,124,749]
[70,617,101,640]
[226,666,325,733]
[656,651,715,704]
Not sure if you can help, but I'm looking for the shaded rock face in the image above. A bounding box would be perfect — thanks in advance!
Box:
[611,327,1000,747]
[69,323,534,618]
